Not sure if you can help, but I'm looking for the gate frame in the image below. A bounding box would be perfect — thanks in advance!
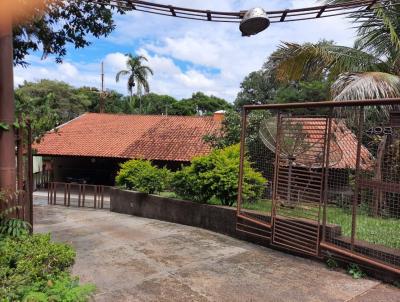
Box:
[270,114,329,256]
[237,98,400,276]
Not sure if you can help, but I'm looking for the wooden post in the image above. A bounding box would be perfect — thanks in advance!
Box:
[0,13,16,191]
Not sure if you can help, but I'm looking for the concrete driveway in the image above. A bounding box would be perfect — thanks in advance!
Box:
[33,204,399,302]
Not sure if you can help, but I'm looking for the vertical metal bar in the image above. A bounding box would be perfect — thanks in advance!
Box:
[67,184,71,207]
[321,111,333,244]
[78,184,81,207]
[271,113,283,222]
[27,119,33,229]
[16,115,24,220]
[351,107,365,250]
[236,108,248,216]
[64,183,67,206]
[101,186,104,209]
[271,113,283,245]
[54,183,57,205]
[48,182,51,205]
[82,185,86,207]
[94,185,97,209]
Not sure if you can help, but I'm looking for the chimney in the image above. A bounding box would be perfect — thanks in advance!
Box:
[213,110,225,122]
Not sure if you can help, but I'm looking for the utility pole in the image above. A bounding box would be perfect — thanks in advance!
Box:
[100,61,105,113]
[0,15,16,190]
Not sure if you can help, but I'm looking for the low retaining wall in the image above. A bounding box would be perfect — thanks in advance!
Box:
[110,188,269,245]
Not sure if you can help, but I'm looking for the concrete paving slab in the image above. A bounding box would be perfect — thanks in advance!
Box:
[33,204,399,302]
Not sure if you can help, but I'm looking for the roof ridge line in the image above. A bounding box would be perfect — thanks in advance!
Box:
[49,113,88,133]
[87,112,215,118]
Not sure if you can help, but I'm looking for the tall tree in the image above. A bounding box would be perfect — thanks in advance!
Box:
[12,0,124,66]
[271,0,400,102]
[169,92,232,116]
[115,54,153,114]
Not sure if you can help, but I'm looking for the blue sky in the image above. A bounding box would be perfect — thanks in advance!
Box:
[14,0,357,102]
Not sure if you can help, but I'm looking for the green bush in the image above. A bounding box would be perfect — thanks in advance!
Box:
[171,145,266,206]
[115,159,171,194]
[0,234,95,301]
[0,189,30,238]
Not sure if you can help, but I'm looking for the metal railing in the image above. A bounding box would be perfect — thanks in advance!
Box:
[48,182,110,209]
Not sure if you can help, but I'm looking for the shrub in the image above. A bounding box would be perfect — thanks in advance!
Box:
[171,157,215,203]
[0,234,95,301]
[115,159,171,194]
[171,144,266,206]
[0,189,30,238]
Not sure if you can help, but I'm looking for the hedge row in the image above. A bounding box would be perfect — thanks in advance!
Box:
[115,144,267,206]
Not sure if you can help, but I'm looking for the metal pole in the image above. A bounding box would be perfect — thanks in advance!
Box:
[321,111,333,244]
[16,115,24,220]
[100,61,105,113]
[236,108,247,216]
[27,119,33,229]
[0,15,16,191]
[351,107,364,250]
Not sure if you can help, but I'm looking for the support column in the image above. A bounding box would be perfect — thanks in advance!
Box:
[0,16,16,190]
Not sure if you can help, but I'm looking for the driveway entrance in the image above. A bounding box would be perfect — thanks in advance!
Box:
[34,204,399,302]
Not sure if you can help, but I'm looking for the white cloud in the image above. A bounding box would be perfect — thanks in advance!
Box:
[14,0,358,102]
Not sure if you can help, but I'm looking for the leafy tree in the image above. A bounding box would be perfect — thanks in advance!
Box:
[275,81,329,104]
[171,144,266,206]
[15,80,93,138]
[204,109,241,148]
[15,79,133,138]
[170,92,231,116]
[234,45,327,109]
[234,70,276,108]
[13,0,124,66]
[134,93,177,115]
[275,80,330,115]
[86,89,131,114]
[116,54,153,113]
[187,92,232,115]
[169,99,197,116]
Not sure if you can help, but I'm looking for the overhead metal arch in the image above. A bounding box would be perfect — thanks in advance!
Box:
[89,0,392,24]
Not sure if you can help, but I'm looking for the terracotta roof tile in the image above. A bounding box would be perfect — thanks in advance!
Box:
[34,113,221,162]
[287,118,373,170]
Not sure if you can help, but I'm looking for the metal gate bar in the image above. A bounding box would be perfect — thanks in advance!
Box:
[47,182,110,209]
[237,98,400,276]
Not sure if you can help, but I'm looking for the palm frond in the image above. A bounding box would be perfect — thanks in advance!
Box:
[115,70,129,82]
[271,41,386,83]
[332,72,400,101]
[324,0,400,66]
[116,54,153,97]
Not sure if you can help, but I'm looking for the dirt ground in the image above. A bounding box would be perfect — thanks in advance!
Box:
[33,204,400,302]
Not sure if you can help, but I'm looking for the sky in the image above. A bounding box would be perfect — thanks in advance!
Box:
[14,0,357,102]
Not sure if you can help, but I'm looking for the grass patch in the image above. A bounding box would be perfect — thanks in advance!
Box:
[157,192,399,249]
[327,206,400,249]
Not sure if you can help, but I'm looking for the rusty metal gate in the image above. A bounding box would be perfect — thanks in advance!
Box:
[237,99,400,276]
[271,116,328,256]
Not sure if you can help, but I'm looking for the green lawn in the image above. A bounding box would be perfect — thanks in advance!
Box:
[327,207,400,249]
[158,192,399,249]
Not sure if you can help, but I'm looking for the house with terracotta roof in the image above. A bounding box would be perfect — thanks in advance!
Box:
[34,112,223,185]
[256,117,374,199]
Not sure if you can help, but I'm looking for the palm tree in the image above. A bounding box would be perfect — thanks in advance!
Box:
[270,2,400,216]
[116,54,153,114]
[271,1,400,101]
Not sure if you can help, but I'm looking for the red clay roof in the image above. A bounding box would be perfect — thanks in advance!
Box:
[34,113,221,162]
[282,118,373,170]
